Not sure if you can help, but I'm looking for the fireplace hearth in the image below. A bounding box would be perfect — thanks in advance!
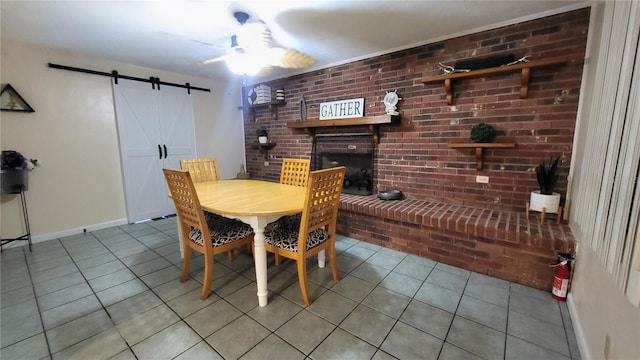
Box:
[312,134,375,195]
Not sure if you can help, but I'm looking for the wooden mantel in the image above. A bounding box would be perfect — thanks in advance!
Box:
[421,57,567,105]
[287,114,400,143]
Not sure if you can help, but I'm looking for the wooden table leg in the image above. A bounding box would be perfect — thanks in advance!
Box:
[252,224,269,307]
[318,249,326,268]
[238,215,275,307]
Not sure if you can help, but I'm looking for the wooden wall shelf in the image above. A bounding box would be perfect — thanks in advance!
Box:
[286,114,400,143]
[421,57,567,105]
[448,142,516,170]
[256,142,276,159]
[247,102,286,121]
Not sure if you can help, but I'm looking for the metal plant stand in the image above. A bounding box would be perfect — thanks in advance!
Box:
[0,177,32,251]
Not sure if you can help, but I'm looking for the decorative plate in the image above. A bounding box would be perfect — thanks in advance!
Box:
[383,91,399,108]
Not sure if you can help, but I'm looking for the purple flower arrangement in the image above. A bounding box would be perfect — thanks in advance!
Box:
[1,150,38,170]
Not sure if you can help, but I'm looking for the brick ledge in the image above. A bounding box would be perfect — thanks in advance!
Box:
[337,194,576,289]
[339,194,574,246]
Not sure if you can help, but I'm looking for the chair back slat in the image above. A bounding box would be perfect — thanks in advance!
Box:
[180,158,220,183]
[298,167,346,251]
[280,158,311,187]
[163,168,211,249]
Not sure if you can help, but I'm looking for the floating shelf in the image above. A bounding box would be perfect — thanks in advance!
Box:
[286,114,400,143]
[421,57,567,105]
[247,101,286,121]
[448,142,516,170]
[256,142,276,159]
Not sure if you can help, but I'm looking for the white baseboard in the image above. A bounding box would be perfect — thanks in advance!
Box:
[567,293,590,360]
[1,218,128,249]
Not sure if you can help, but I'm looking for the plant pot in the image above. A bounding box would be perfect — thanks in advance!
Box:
[258,136,268,144]
[1,169,28,194]
[529,191,560,213]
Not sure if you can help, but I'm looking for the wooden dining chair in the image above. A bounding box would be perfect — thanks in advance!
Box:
[264,166,346,305]
[180,158,242,260]
[163,168,254,300]
[180,158,220,182]
[271,158,311,265]
[280,158,311,187]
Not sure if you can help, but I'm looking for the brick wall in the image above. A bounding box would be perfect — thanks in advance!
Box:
[243,9,588,289]
[244,8,589,212]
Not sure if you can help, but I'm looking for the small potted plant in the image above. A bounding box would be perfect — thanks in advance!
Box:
[529,156,561,214]
[470,123,496,143]
[256,127,268,144]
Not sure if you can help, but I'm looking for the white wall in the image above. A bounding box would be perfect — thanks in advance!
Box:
[1,39,245,242]
[569,247,640,359]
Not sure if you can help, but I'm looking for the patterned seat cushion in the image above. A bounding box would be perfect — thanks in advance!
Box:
[204,211,224,222]
[264,224,328,252]
[268,213,301,231]
[189,216,254,247]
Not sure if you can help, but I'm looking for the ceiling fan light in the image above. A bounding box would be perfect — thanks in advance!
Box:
[225,51,264,75]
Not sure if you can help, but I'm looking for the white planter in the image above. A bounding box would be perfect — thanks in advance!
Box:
[529,191,561,213]
[258,136,268,144]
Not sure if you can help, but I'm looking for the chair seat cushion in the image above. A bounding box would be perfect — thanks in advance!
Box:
[204,211,224,222]
[264,225,328,252]
[268,213,301,231]
[189,216,254,247]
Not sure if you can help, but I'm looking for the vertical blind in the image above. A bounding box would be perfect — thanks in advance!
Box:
[571,1,640,305]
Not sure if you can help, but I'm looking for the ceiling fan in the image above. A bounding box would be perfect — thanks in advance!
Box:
[203,11,315,75]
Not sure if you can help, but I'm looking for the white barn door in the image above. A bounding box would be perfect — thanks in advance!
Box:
[113,79,196,223]
[157,85,197,171]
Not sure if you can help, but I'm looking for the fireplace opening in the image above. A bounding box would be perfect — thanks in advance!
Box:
[312,134,375,195]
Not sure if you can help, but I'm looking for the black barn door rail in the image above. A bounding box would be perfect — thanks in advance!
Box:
[48,63,211,94]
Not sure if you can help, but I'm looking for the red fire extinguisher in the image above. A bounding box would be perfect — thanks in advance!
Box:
[551,252,574,301]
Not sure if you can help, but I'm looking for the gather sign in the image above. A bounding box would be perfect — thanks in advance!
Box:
[319,98,364,120]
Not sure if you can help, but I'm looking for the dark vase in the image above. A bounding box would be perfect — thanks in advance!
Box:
[0,169,28,194]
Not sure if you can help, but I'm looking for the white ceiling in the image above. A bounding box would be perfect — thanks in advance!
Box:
[1,1,588,82]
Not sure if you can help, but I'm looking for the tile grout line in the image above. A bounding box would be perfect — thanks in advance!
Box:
[233,240,386,358]
[433,268,471,359]
[20,242,55,358]
[36,222,184,358]
[117,219,289,359]
[55,231,142,358]
[372,258,437,360]
[504,282,512,359]
[4,220,581,360]
[105,223,214,358]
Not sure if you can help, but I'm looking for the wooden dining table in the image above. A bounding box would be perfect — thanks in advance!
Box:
[178,179,307,307]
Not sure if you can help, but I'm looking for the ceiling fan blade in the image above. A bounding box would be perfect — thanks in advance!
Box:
[202,55,228,64]
[269,47,316,69]
[158,31,226,49]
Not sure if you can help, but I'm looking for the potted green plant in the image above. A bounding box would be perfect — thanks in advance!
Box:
[470,123,496,143]
[529,156,561,214]
[256,127,268,144]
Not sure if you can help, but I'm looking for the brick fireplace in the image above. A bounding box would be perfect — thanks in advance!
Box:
[313,134,375,195]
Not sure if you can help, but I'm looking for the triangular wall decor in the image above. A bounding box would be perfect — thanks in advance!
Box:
[0,84,35,112]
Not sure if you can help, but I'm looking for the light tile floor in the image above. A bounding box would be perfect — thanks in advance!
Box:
[1,218,581,359]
